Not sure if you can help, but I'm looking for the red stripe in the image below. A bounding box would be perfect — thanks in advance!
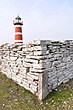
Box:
[15,27,22,32]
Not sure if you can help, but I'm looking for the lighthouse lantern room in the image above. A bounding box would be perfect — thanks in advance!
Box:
[13,15,23,44]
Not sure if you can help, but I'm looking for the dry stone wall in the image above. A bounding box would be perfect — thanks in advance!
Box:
[40,40,73,99]
[0,40,73,100]
[0,41,43,97]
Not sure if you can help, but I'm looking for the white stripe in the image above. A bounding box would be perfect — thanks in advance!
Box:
[15,25,22,28]
[15,32,22,35]
[14,40,23,42]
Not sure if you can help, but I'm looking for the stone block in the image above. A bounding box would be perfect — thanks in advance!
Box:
[10,56,18,61]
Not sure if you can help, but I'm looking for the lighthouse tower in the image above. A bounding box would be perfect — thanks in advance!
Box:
[13,15,23,44]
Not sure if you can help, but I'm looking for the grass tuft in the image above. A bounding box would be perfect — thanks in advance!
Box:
[0,72,73,110]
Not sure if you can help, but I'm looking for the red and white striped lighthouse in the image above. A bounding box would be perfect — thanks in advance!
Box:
[13,15,23,44]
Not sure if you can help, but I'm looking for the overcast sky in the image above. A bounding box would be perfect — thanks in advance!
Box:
[0,0,73,44]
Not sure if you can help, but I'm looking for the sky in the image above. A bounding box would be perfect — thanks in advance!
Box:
[0,0,73,44]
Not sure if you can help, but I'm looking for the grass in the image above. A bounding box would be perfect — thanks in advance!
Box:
[0,72,73,110]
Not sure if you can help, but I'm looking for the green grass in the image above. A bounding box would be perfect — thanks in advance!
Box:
[0,72,73,110]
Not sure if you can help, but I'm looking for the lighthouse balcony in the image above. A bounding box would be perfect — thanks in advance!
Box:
[13,20,23,25]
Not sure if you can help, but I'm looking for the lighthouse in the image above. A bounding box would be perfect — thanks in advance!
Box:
[13,15,23,44]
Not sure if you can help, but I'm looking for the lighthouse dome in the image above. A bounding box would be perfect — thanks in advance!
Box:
[15,15,21,20]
